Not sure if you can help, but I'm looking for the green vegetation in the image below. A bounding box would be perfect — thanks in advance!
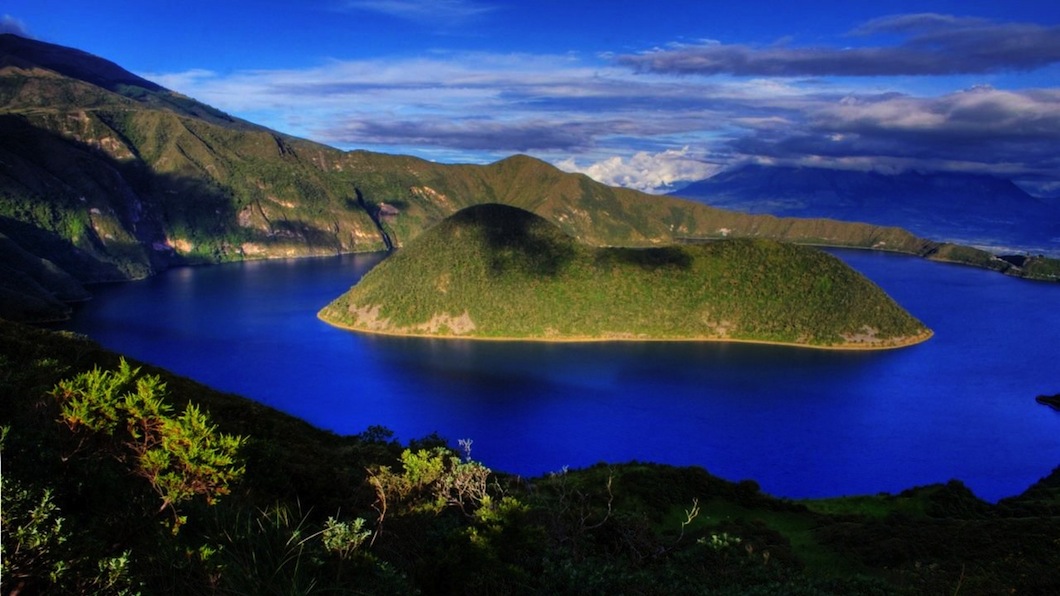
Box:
[1,319,1058,593]
[321,204,930,348]
[53,359,246,530]
[1021,256,1060,281]
[2,32,1058,595]
[2,35,1056,322]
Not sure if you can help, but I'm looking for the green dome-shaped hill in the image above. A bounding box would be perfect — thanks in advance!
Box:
[319,204,931,348]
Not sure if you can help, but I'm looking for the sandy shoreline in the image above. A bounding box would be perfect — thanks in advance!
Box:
[317,313,933,351]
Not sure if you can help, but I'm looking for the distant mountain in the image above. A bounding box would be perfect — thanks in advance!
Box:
[320,204,930,348]
[1,34,1055,321]
[672,165,1060,257]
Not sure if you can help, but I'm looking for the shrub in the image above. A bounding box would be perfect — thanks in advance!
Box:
[52,358,246,530]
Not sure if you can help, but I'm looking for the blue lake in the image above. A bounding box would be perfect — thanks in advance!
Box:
[65,249,1060,502]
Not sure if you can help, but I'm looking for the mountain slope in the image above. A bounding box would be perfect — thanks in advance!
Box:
[0,35,390,297]
[1,34,1055,322]
[674,165,1060,257]
[0,32,249,125]
[320,204,931,348]
[0,230,89,321]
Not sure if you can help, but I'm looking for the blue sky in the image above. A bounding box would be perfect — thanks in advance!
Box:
[4,1,1060,193]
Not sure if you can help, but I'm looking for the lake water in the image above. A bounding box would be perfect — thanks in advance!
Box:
[65,249,1060,502]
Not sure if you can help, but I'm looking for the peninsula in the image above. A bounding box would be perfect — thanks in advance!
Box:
[319,204,931,349]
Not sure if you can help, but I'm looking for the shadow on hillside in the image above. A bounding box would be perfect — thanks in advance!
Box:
[469,206,576,277]
[350,188,409,214]
[0,215,131,283]
[596,246,692,271]
[0,115,360,297]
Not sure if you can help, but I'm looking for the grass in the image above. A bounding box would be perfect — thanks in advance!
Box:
[672,498,871,578]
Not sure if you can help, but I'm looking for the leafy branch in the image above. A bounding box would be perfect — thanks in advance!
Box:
[52,358,246,530]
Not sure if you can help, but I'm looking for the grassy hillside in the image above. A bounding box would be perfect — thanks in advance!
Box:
[320,204,930,348]
[2,33,1055,324]
[2,319,1057,594]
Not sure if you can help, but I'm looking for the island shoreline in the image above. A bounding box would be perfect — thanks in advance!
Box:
[317,313,934,351]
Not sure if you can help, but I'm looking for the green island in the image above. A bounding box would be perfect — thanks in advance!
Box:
[2,319,1058,594]
[1,33,1057,325]
[320,204,931,349]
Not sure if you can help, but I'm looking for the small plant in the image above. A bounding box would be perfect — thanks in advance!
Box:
[52,358,246,529]
[0,475,141,595]
[700,532,742,552]
[367,440,492,541]
[321,516,371,560]
[0,476,70,588]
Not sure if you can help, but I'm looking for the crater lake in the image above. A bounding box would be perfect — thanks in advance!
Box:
[63,249,1060,502]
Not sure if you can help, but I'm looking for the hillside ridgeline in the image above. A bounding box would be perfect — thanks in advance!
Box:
[320,204,931,348]
[2,34,1053,322]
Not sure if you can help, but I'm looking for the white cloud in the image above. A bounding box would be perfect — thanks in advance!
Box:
[815,86,1060,140]
[142,52,742,160]
[557,148,721,193]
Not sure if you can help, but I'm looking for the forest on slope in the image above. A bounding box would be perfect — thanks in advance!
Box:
[321,204,931,348]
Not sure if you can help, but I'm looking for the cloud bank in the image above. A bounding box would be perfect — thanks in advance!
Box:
[619,13,1060,76]
[146,13,1060,193]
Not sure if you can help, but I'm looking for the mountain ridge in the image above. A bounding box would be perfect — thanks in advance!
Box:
[0,33,251,127]
[1,34,1056,322]
[673,164,1060,257]
[0,33,164,93]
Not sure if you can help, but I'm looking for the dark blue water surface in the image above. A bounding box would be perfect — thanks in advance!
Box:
[65,250,1060,502]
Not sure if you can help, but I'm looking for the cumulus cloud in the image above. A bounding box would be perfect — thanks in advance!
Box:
[0,14,30,36]
[619,13,1060,76]
[557,148,722,193]
[147,68,218,93]
[818,87,1060,142]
